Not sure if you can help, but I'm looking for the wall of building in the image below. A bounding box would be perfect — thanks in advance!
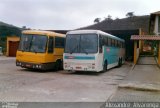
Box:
[6,36,20,56]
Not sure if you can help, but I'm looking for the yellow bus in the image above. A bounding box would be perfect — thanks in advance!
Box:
[16,30,65,70]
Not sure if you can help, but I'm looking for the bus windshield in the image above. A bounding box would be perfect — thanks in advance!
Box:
[65,34,98,54]
[19,34,47,53]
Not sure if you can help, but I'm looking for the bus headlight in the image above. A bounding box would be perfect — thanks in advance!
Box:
[36,65,39,68]
[39,65,42,68]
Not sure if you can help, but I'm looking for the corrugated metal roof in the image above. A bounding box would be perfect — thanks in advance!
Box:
[131,35,160,40]
[151,11,160,15]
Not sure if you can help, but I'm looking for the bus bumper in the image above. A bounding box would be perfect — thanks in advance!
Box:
[63,63,99,72]
[16,61,55,70]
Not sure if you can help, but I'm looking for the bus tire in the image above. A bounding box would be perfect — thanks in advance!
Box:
[118,58,122,67]
[55,60,61,71]
[103,60,108,72]
[60,60,63,70]
[121,58,123,65]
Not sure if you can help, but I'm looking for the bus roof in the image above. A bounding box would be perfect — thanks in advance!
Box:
[67,30,124,42]
[22,30,65,37]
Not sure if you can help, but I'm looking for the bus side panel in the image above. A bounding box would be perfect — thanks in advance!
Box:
[95,52,103,72]
[45,48,64,63]
[54,48,64,62]
[103,46,119,69]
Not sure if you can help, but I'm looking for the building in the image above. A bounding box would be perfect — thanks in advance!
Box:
[6,36,20,57]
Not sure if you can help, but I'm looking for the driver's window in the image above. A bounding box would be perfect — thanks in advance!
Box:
[48,37,54,53]
[99,35,103,53]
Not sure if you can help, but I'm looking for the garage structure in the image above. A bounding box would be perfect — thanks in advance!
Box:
[131,11,160,65]
[6,36,20,57]
[131,35,160,65]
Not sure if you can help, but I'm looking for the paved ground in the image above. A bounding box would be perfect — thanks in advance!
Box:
[108,56,160,102]
[137,56,157,65]
[0,56,15,61]
[0,56,131,102]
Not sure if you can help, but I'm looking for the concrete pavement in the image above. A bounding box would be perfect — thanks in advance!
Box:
[108,56,160,102]
[0,57,131,102]
[118,56,160,91]
[0,56,15,61]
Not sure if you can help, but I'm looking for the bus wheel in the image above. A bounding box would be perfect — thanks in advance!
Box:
[121,58,123,65]
[60,60,63,70]
[55,60,61,71]
[103,61,107,72]
[118,58,122,67]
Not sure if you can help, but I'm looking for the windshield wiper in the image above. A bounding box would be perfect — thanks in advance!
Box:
[81,48,88,55]
[31,48,38,53]
[84,51,88,55]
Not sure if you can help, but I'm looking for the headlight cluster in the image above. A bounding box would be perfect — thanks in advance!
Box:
[16,62,21,66]
[16,61,42,69]
[34,65,42,69]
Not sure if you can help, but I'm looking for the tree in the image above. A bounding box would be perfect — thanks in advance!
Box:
[126,12,135,17]
[94,18,101,23]
[105,15,113,21]
[115,17,119,20]
[107,15,112,20]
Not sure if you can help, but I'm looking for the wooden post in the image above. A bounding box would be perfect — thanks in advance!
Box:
[158,41,160,65]
[134,41,137,64]
[139,28,142,53]
[139,40,141,53]
[138,28,145,53]
[141,40,144,53]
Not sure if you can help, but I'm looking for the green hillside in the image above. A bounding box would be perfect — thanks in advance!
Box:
[0,21,21,37]
[80,15,150,33]
[0,21,22,53]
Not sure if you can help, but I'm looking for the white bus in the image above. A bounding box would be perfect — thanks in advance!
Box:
[63,30,125,72]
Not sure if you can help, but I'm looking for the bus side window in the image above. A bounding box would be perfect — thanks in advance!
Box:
[115,40,117,47]
[117,41,119,47]
[111,39,115,47]
[116,40,118,47]
[104,37,108,46]
[120,42,123,48]
[108,38,111,46]
[55,37,65,48]
[48,37,54,53]
[99,35,103,53]
[122,42,125,48]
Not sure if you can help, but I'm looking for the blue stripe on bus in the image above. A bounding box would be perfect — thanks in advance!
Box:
[103,46,119,64]
[65,56,95,60]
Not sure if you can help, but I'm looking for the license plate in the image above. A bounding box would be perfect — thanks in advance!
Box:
[76,66,82,69]
[26,64,31,67]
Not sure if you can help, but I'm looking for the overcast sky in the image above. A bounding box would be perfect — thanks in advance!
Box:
[0,0,160,30]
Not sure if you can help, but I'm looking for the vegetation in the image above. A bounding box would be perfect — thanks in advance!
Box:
[0,21,22,53]
[81,15,150,34]
[94,18,101,23]
[126,12,135,18]
[0,25,21,36]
